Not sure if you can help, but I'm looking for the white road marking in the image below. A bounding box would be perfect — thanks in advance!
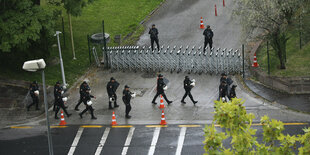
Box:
[67,127,84,155]
[95,127,111,155]
[121,127,136,155]
[175,127,187,155]
[148,127,161,155]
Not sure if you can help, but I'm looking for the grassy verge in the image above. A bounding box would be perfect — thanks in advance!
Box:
[256,6,310,77]
[0,0,163,86]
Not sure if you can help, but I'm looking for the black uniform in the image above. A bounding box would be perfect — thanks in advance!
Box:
[151,75,172,104]
[79,91,96,119]
[27,82,39,111]
[220,75,233,97]
[219,82,228,101]
[107,78,120,109]
[203,28,214,52]
[122,88,132,118]
[149,27,159,51]
[228,85,237,101]
[181,77,197,104]
[54,90,71,119]
[75,82,89,110]
[53,82,62,111]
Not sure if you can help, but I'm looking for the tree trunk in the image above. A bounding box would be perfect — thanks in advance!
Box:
[270,30,287,69]
[68,13,76,59]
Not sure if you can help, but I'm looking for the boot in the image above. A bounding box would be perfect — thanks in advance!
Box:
[181,100,186,104]
[114,103,119,108]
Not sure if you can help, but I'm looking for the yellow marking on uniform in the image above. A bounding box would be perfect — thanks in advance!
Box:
[145,125,168,128]
[178,125,201,128]
[11,126,33,129]
[81,125,103,128]
[214,124,221,127]
[51,126,68,128]
[111,125,133,128]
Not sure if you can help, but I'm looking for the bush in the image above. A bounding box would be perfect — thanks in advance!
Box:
[204,98,310,154]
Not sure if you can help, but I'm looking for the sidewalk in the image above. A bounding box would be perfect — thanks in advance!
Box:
[244,79,310,113]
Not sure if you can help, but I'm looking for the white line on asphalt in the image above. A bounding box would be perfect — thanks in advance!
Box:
[148,127,161,155]
[121,127,136,155]
[175,127,187,155]
[94,127,111,155]
[68,127,84,155]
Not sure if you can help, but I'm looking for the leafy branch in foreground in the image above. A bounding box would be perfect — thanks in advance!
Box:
[204,98,310,154]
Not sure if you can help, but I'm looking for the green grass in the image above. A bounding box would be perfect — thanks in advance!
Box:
[256,7,310,77]
[0,0,163,86]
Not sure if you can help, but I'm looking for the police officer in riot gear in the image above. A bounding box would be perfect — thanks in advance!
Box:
[219,80,228,102]
[53,81,62,111]
[75,81,89,111]
[54,89,72,119]
[123,85,133,119]
[228,85,237,101]
[152,74,172,104]
[220,73,233,96]
[203,25,214,52]
[149,24,159,51]
[107,77,120,109]
[79,88,97,119]
[181,76,198,105]
[27,81,40,111]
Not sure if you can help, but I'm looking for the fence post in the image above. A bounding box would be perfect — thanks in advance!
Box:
[102,20,108,69]
[87,34,91,65]
[267,41,270,75]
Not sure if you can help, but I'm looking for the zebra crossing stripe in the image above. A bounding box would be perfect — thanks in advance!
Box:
[175,127,187,155]
[94,127,111,155]
[121,127,135,155]
[68,127,84,155]
[148,127,161,155]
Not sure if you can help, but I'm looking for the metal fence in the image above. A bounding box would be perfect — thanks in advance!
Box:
[104,46,243,75]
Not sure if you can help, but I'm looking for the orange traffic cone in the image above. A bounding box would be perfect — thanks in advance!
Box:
[59,110,67,126]
[158,95,165,109]
[160,110,167,125]
[252,53,259,67]
[215,5,218,16]
[200,17,205,29]
[111,111,117,126]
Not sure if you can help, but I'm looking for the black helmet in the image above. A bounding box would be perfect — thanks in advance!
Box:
[185,76,189,79]
[110,77,115,81]
[33,81,37,84]
[158,74,163,77]
[56,81,60,84]
[125,85,130,88]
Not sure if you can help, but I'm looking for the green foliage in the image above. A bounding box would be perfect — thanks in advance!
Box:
[204,98,310,154]
[0,0,59,52]
[62,0,94,16]
[234,0,304,69]
[0,0,163,85]
[256,1,310,77]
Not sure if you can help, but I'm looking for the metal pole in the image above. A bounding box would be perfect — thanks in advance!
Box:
[42,70,54,155]
[62,17,66,48]
[242,44,245,78]
[87,34,92,65]
[54,31,67,87]
[102,20,108,69]
[267,41,270,75]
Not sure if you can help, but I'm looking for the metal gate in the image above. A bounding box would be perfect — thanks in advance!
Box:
[105,46,242,75]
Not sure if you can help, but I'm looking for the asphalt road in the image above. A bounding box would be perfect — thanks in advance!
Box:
[0,124,309,155]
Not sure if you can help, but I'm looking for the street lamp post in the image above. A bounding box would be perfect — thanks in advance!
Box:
[54,31,67,87]
[23,59,54,155]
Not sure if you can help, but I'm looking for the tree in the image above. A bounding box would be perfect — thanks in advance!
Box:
[203,98,310,154]
[62,0,94,59]
[0,0,59,53]
[234,0,303,69]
